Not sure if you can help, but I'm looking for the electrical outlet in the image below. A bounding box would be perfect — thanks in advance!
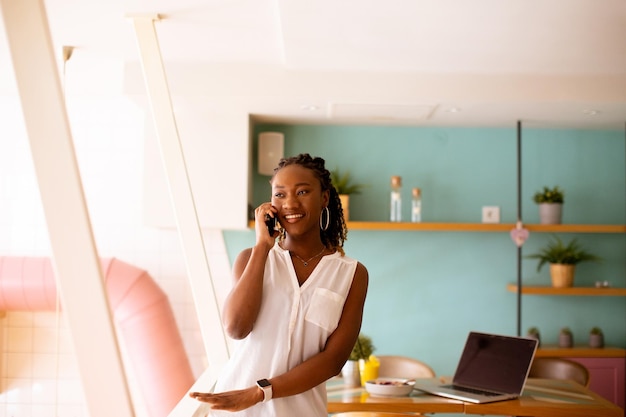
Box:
[482,206,500,223]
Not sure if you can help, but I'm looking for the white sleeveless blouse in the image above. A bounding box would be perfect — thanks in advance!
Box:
[209,242,357,417]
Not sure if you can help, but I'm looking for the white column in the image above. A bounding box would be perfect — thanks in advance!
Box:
[0,1,134,416]
[128,14,230,365]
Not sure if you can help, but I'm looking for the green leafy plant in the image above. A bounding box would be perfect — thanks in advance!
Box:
[330,169,365,195]
[526,327,541,346]
[525,236,601,272]
[349,333,375,361]
[533,186,564,204]
[588,326,604,348]
[527,327,540,335]
[558,327,574,347]
[590,327,603,335]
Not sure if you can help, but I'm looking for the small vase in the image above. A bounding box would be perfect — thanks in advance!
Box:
[341,360,361,387]
[558,333,573,348]
[589,333,604,348]
[539,203,562,224]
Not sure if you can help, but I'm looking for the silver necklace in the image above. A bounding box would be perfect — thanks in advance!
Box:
[291,247,326,267]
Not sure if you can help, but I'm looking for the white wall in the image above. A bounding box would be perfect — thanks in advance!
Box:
[0,93,234,417]
[140,96,251,230]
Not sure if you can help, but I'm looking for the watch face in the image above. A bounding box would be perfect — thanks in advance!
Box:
[258,379,271,388]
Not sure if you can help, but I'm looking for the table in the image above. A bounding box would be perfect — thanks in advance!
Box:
[327,377,624,417]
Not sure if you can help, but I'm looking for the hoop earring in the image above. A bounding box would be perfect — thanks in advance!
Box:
[320,207,330,231]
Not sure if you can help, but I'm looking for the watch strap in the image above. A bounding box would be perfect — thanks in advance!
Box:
[256,378,272,402]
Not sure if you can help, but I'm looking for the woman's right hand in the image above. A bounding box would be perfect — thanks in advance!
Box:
[254,202,278,247]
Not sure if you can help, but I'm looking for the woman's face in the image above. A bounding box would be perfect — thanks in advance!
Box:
[271,164,329,237]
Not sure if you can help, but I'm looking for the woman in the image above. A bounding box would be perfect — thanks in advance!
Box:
[190,153,369,416]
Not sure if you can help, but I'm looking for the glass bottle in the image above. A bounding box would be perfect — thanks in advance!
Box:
[390,176,402,222]
[411,187,422,222]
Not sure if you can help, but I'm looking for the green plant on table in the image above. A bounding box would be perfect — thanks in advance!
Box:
[349,333,375,361]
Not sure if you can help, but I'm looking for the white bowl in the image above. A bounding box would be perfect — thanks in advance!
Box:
[365,378,415,397]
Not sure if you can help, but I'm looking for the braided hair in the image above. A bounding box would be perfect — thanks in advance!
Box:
[272,153,348,255]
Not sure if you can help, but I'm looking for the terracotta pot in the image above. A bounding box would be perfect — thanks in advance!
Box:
[539,203,562,224]
[339,194,350,221]
[550,264,575,288]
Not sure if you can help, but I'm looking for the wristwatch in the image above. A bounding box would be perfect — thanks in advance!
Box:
[256,378,272,402]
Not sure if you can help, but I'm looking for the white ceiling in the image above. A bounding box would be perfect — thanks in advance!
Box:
[1,0,626,128]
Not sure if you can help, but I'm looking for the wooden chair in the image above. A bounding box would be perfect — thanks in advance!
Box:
[528,357,590,387]
[377,355,436,379]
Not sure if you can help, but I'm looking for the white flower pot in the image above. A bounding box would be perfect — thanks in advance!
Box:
[539,203,562,224]
[341,360,361,387]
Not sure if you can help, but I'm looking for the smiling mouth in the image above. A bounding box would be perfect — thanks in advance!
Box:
[284,214,304,221]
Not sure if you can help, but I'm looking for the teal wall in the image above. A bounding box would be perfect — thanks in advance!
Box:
[223,124,626,377]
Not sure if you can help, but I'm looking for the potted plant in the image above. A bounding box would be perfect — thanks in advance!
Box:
[559,327,573,348]
[342,333,375,387]
[525,235,601,288]
[589,327,604,348]
[533,185,564,224]
[330,168,365,221]
[526,327,541,347]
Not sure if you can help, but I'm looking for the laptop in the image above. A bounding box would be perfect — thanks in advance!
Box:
[414,331,538,403]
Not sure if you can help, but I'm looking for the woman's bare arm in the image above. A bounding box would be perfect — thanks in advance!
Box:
[221,204,277,339]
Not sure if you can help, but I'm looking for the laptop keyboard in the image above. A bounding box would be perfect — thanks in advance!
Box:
[442,384,501,397]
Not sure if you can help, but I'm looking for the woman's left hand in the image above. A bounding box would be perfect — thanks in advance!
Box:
[189,386,262,412]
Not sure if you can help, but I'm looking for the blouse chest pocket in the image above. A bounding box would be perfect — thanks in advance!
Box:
[305,287,345,332]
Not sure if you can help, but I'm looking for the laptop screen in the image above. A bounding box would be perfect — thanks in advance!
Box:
[453,332,537,394]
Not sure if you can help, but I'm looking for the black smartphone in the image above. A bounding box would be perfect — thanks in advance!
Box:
[265,215,277,236]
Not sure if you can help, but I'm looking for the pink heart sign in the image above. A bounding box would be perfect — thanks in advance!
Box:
[510,225,530,247]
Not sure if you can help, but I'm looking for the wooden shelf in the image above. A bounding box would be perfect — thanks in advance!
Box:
[524,224,626,233]
[536,346,626,358]
[507,284,626,296]
[348,222,626,232]
[346,222,514,231]
[249,221,626,233]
